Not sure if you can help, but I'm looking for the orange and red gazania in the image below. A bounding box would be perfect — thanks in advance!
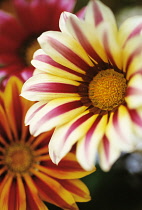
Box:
[0,0,81,89]
[0,76,95,210]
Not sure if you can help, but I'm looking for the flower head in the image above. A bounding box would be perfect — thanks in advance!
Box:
[0,0,78,89]
[0,76,95,209]
[21,0,142,171]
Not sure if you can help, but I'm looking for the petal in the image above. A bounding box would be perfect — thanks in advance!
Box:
[37,152,95,180]
[30,170,78,210]
[122,36,142,74]
[21,73,80,101]
[49,111,96,165]
[129,108,142,139]
[59,12,107,63]
[119,16,142,48]
[23,174,48,210]
[106,105,139,151]
[32,49,85,81]
[76,114,108,171]
[0,174,13,210]
[97,22,122,69]
[25,97,87,136]
[98,135,121,171]
[59,179,91,202]
[38,31,94,72]
[16,175,26,210]
[125,73,142,109]
[85,0,117,28]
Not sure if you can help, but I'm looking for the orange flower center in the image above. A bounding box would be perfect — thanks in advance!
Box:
[89,69,127,111]
[4,143,33,173]
[25,39,40,66]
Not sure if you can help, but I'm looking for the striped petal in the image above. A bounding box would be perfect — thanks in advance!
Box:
[25,97,87,136]
[122,36,142,74]
[98,135,121,171]
[97,21,122,69]
[126,53,142,80]
[32,49,85,81]
[85,0,117,29]
[49,110,97,165]
[119,16,142,48]
[129,108,142,139]
[59,179,91,202]
[30,170,78,210]
[38,31,94,72]
[125,73,142,109]
[59,12,107,63]
[21,73,80,101]
[106,105,139,151]
[76,114,108,171]
[38,153,95,180]
[23,174,48,210]
[0,174,13,210]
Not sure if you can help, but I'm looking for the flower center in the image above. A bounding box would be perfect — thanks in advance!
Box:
[88,69,127,111]
[25,39,40,66]
[4,143,33,173]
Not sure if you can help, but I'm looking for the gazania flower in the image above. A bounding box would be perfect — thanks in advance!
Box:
[21,0,142,171]
[0,0,79,89]
[0,76,95,210]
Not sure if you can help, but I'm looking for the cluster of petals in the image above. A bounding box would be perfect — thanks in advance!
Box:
[0,0,81,89]
[0,77,95,210]
[21,0,142,171]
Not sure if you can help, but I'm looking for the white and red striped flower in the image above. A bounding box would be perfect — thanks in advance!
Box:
[21,0,142,171]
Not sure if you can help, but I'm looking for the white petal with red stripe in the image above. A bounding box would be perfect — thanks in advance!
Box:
[119,16,142,48]
[21,73,80,101]
[97,22,122,69]
[85,0,117,29]
[76,114,108,171]
[59,12,107,63]
[25,97,87,136]
[106,105,139,151]
[38,31,94,72]
[129,107,142,139]
[125,73,142,109]
[32,49,85,81]
[49,110,97,165]
[98,135,121,171]
[122,36,142,74]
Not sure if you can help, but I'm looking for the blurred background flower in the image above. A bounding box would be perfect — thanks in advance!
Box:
[0,0,79,89]
[0,76,95,210]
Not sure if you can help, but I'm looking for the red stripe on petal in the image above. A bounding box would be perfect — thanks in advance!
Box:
[34,54,86,78]
[103,31,116,67]
[93,1,104,26]
[129,109,142,127]
[70,17,103,63]
[65,112,93,140]
[112,109,128,144]
[126,87,142,96]
[26,103,46,123]
[124,23,142,47]
[48,37,90,71]
[32,100,83,133]
[84,116,101,157]
[125,47,142,71]
[102,135,110,162]
[28,82,78,93]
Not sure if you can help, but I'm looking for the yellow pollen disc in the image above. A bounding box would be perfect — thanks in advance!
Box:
[25,39,40,66]
[89,69,127,111]
[4,143,33,173]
